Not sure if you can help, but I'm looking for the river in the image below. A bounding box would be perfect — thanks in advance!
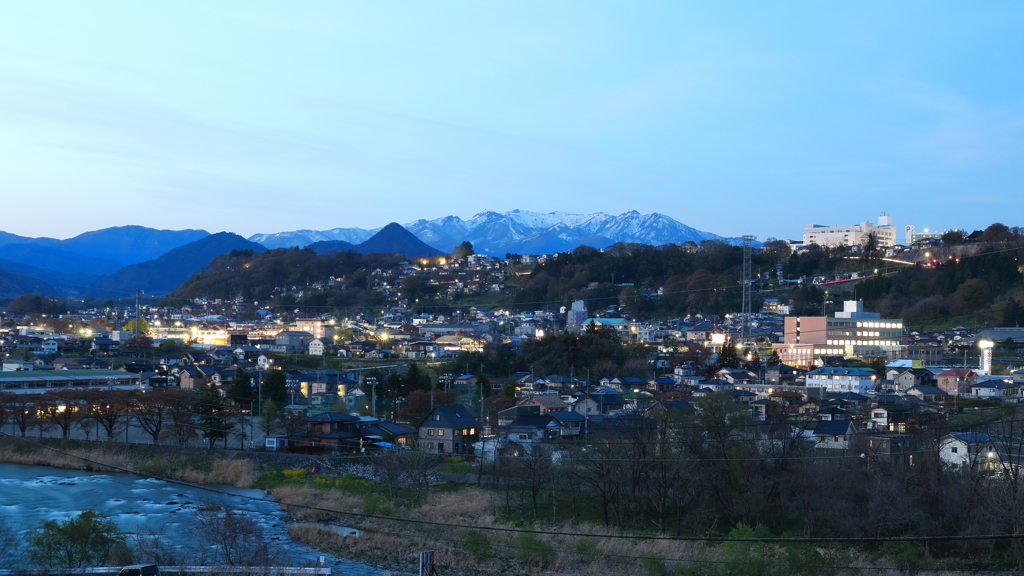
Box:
[0,463,383,574]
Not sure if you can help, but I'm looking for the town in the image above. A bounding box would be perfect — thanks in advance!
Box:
[2,217,1024,574]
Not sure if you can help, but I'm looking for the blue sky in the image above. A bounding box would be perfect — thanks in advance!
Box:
[1,2,1022,241]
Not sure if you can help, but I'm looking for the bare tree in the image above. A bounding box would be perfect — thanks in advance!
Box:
[5,395,36,437]
[39,390,83,440]
[189,503,286,566]
[161,389,197,447]
[128,390,168,445]
[89,390,130,441]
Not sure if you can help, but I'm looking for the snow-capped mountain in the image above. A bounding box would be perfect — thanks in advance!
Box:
[249,210,736,255]
[249,227,376,250]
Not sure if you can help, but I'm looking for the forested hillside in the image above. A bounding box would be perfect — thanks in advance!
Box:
[169,247,405,310]
[512,240,817,317]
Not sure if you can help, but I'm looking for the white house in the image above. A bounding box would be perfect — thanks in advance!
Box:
[939,433,1000,472]
[804,367,877,394]
[41,339,60,354]
[308,338,326,356]
[969,380,1019,401]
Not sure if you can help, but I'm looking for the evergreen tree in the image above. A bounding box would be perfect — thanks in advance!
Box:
[261,370,288,405]
[501,379,517,400]
[766,349,782,367]
[197,383,231,448]
[226,368,253,407]
[717,340,740,370]
[744,349,762,374]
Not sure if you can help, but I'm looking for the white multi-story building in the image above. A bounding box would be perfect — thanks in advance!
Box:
[803,213,896,249]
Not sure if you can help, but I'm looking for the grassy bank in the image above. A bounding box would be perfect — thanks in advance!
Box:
[260,469,921,576]
[0,440,980,575]
[0,436,257,486]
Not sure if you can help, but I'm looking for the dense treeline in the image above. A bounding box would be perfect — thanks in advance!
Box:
[512,240,839,317]
[493,398,1024,570]
[856,240,1024,326]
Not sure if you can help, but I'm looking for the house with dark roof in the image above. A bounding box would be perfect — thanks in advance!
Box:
[417,404,479,455]
[968,380,1019,401]
[302,412,362,451]
[517,394,568,414]
[886,367,936,391]
[812,418,858,452]
[940,432,999,472]
[764,364,804,385]
[907,385,948,404]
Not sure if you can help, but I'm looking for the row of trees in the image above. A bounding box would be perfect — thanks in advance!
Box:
[485,395,1024,569]
[0,384,304,449]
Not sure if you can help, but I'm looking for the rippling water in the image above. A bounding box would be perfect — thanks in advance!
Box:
[0,463,382,574]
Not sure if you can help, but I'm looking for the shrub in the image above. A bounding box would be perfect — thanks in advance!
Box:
[362,493,392,515]
[514,531,556,566]
[641,556,668,575]
[459,530,492,559]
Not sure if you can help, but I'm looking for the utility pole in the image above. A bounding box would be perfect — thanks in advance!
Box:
[366,376,378,418]
[741,235,756,347]
[135,290,143,337]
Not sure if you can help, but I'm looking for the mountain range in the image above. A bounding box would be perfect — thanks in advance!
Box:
[0,211,741,299]
[250,209,737,255]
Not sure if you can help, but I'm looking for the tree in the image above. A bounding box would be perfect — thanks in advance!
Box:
[258,401,280,437]
[716,340,740,370]
[26,508,127,568]
[400,389,457,423]
[165,390,198,447]
[954,278,991,312]
[501,379,517,400]
[122,335,153,357]
[88,390,129,441]
[128,391,169,445]
[942,230,965,245]
[226,368,253,407]
[863,232,879,260]
[196,384,231,448]
[451,241,475,259]
[766,349,782,367]
[189,503,283,566]
[40,391,83,440]
[260,370,288,405]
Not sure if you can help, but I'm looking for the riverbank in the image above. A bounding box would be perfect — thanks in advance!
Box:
[0,437,996,576]
[0,436,258,486]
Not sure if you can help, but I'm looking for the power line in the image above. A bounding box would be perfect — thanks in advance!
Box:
[3,431,1024,546]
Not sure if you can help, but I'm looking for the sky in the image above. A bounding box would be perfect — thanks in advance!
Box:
[1,2,1023,241]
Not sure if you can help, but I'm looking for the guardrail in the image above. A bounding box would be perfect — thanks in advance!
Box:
[0,568,332,576]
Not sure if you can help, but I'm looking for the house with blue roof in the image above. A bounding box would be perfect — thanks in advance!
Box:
[940,432,1000,472]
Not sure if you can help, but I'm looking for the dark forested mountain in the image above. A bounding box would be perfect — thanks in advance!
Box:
[0,244,124,276]
[0,226,209,272]
[87,233,266,297]
[0,269,58,299]
[308,240,355,254]
[0,258,99,296]
[55,226,210,264]
[352,223,443,257]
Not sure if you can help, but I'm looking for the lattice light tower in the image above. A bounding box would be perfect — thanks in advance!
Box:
[741,235,756,346]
